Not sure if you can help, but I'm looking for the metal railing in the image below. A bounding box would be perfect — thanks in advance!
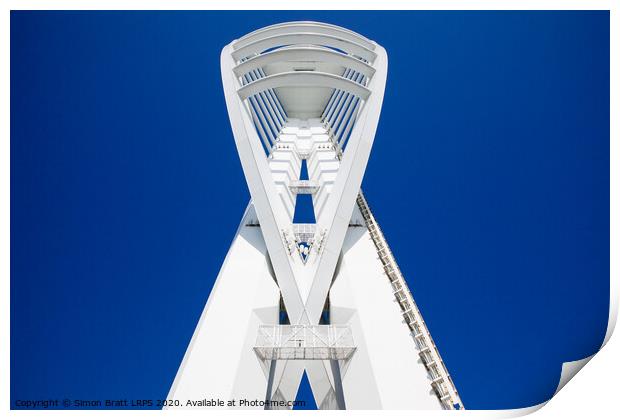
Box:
[292,223,316,244]
[289,180,320,194]
[254,324,356,361]
[355,192,464,410]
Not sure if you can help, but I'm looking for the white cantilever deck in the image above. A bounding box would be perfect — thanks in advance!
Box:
[254,325,356,361]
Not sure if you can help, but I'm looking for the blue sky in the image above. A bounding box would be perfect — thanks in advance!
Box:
[11,11,609,410]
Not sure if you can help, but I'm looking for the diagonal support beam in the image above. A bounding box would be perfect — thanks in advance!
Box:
[296,45,388,324]
[221,45,309,324]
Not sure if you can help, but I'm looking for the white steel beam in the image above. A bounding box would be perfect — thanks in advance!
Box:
[237,71,371,102]
[232,21,377,52]
[233,47,376,79]
[221,46,309,324]
[232,33,377,63]
[298,45,388,325]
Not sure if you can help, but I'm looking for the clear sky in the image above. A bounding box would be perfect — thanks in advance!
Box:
[11,11,609,410]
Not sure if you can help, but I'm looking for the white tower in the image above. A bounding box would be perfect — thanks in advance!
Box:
[168,21,463,410]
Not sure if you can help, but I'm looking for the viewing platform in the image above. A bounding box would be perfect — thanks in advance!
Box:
[253,325,356,361]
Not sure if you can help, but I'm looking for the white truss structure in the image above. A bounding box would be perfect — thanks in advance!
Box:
[167,21,463,410]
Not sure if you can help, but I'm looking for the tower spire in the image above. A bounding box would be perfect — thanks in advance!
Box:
[167,21,463,410]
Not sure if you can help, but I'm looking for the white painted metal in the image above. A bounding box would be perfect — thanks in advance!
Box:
[254,325,356,361]
[355,192,463,409]
[289,180,319,194]
[233,47,376,79]
[167,21,463,411]
[233,21,376,51]
[237,71,371,101]
[232,33,377,62]
[166,205,280,407]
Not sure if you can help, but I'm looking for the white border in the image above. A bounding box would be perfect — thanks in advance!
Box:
[2,2,617,420]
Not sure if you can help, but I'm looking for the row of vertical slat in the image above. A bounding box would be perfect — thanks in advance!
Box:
[239,63,288,155]
[321,68,366,151]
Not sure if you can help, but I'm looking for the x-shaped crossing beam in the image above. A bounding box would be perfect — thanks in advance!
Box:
[221,41,387,408]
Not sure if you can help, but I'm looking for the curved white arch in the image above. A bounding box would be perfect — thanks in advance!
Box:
[235,21,373,45]
[233,21,376,51]
[231,33,377,63]
[233,47,376,79]
[237,71,371,101]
